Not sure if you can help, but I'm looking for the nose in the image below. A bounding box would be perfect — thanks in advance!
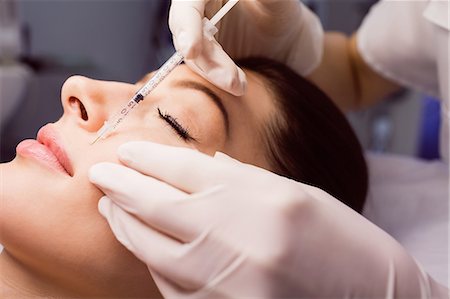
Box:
[60,76,135,132]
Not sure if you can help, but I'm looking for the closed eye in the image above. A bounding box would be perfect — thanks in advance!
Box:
[157,107,196,142]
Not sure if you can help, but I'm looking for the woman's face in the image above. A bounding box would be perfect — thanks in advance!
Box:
[0,65,275,295]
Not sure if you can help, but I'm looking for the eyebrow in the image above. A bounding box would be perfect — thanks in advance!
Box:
[171,80,230,135]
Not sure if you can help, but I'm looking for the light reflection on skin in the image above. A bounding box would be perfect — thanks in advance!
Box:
[0,65,276,297]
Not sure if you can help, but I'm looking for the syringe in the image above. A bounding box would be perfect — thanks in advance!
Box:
[91,0,240,145]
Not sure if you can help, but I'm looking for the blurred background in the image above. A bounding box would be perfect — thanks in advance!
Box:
[0,0,440,162]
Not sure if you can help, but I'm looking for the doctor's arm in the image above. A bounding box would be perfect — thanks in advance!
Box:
[307,32,403,111]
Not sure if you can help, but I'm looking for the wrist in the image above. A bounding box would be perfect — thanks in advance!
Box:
[289,2,324,76]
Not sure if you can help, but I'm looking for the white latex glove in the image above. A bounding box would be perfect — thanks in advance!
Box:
[89,142,449,298]
[169,0,324,96]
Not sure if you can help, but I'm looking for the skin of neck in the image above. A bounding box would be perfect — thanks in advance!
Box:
[0,250,81,298]
[0,248,161,298]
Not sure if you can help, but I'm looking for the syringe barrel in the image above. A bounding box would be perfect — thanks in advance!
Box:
[139,52,184,97]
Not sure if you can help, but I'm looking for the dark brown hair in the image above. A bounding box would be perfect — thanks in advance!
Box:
[237,57,368,213]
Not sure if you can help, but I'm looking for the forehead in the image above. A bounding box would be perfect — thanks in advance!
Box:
[162,65,204,83]
[166,64,276,118]
[138,64,209,88]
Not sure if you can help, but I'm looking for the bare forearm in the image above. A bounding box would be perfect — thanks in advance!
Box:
[307,32,402,112]
[307,32,358,111]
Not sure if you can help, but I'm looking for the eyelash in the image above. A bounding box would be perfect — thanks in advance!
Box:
[157,107,195,142]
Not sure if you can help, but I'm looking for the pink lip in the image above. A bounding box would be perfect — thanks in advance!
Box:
[16,124,73,176]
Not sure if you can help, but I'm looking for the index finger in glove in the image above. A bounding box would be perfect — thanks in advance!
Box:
[99,197,233,292]
[98,197,187,275]
[89,162,187,204]
[183,37,246,96]
[117,141,238,193]
[90,162,201,242]
[169,0,207,59]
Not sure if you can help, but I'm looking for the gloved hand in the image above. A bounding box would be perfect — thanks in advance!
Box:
[89,141,449,298]
[169,0,324,96]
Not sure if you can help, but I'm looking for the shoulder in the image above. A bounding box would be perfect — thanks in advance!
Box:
[356,0,446,96]
[423,0,449,31]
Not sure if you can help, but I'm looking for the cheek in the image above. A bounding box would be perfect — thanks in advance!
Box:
[0,159,143,280]
[112,120,200,151]
[182,113,226,155]
[0,160,101,259]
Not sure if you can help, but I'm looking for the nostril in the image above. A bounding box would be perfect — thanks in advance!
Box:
[69,96,88,121]
[79,101,88,121]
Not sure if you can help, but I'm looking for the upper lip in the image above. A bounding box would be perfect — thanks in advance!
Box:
[37,124,73,176]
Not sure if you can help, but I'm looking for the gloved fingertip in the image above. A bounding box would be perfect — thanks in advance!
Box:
[214,151,232,160]
[237,67,248,93]
[98,196,111,217]
[230,68,247,96]
[120,141,182,164]
[210,66,247,97]
[177,31,202,59]
[214,151,242,165]
[88,163,108,184]
[117,144,134,165]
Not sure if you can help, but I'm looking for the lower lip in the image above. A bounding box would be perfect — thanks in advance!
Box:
[16,139,69,175]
